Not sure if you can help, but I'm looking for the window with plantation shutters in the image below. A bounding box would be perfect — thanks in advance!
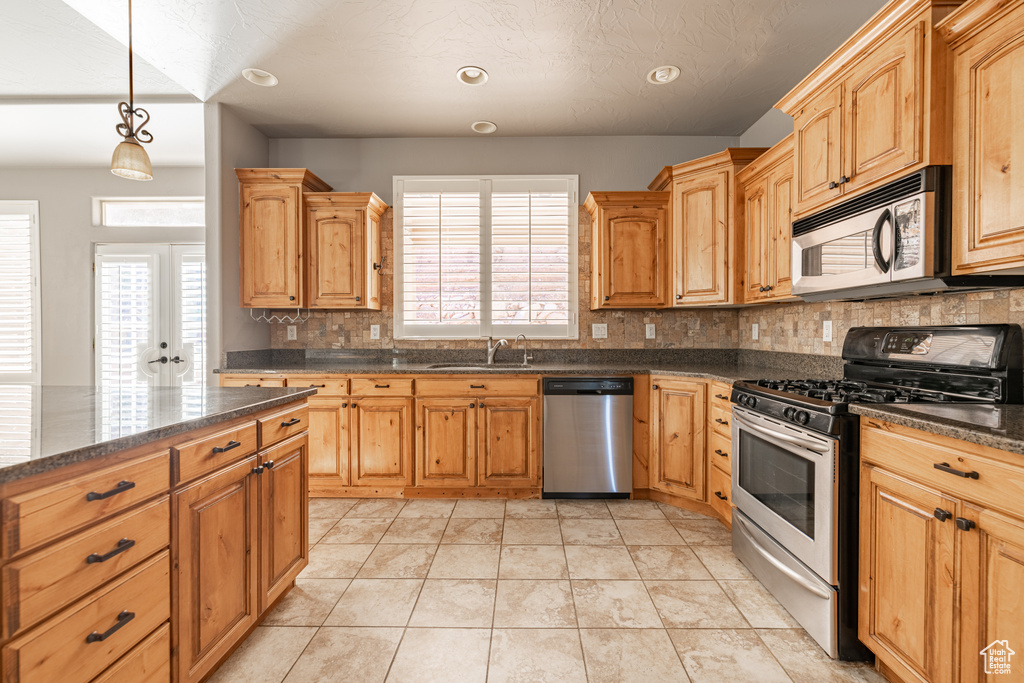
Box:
[394,176,578,339]
[0,202,40,383]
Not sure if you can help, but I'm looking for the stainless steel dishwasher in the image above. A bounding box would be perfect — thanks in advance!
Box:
[542,377,633,498]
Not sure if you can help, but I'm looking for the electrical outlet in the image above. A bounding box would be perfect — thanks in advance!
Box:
[370,324,380,340]
[823,320,833,342]
[286,325,297,341]
[592,323,608,339]
[646,323,656,339]
[752,323,759,341]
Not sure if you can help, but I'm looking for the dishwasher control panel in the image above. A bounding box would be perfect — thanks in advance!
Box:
[543,378,634,395]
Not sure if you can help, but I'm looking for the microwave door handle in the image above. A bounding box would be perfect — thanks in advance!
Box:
[733,411,831,454]
[872,208,892,274]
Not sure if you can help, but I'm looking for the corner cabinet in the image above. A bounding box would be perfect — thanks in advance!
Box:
[305,193,388,309]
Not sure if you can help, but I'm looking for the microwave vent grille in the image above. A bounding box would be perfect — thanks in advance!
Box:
[793,173,924,236]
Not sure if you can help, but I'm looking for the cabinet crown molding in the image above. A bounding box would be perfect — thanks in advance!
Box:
[647,148,769,191]
[304,192,389,214]
[938,0,1024,45]
[736,134,794,183]
[583,191,670,213]
[235,168,333,192]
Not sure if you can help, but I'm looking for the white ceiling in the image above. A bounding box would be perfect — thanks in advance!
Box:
[1,0,888,139]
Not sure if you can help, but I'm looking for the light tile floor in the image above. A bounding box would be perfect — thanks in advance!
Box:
[209,498,885,683]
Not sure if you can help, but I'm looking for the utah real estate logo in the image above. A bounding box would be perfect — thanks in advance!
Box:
[981,640,1015,675]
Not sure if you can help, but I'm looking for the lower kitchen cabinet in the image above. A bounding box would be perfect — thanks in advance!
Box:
[649,378,706,501]
[478,397,540,488]
[415,398,477,487]
[350,397,414,488]
[259,434,308,611]
[307,396,351,488]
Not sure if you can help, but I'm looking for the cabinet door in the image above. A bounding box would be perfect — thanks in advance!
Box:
[240,184,303,307]
[768,164,795,298]
[478,397,540,488]
[175,456,259,683]
[415,398,477,487]
[673,172,730,305]
[858,465,956,683]
[958,504,1024,683]
[793,85,843,215]
[650,379,706,500]
[844,23,921,195]
[351,398,413,487]
[742,174,769,302]
[307,396,350,486]
[259,434,308,611]
[307,207,367,308]
[952,7,1024,274]
[597,207,668,308]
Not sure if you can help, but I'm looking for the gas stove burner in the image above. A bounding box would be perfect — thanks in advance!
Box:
[746,377,982,406]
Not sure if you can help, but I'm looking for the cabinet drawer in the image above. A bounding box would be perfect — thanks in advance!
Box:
[287,377,349,395]
[2,550,170,683]
[351,378,414,396]
[416,377,539,397]
[2,496,169,640]
[709,431,732,474]
[93,621,170,683]
[710,382,732,409]
[174,422,258,484]
[710,403,732,437]
[258,404,309,448]
[2,450,169,559]
[708,464,732,522]
[220,376,286,387]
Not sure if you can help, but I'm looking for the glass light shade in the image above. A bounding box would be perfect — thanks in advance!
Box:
[111,136,153,181]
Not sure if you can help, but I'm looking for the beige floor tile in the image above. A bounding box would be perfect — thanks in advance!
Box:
[668,629,791,683]
[356,544,437,578]
[504,499,558,518]
[579,629,689,683]
[408,579,497,627]
[571,580,663,628]
[488,629,587,683]
[207,626,316,683]
[397,499,456,518]
[309,517,339,544]
[498,545,570,579]
[756,629,886,682]
[262,578,350,626]
[691,545,754,580]
[344,498,407,519]
[502,518,563,544]
[615,519,687,545]
[320,518,393,544]
[442,518,503,544]
[379,517,449,544]
[657,502,710,521]
[646,581,749,628]
[386,628,490,683]
[720,580,800,628]
[606,500,668,520]
[628,546,713,580]
[672,519,732,545]
[324,578,423,626]
[452,499,506,518]
[282,627,404,683]
[556,499,612,518]
[493,579,577,628]
[428,544,501,579]
[559,519,623,545]
[308,498,357,519]
[564,545,640,579]
[300,544,375,579]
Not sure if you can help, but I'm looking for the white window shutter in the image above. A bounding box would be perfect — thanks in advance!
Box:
[0,203,39,382]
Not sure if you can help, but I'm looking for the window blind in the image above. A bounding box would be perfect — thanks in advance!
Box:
[0,203,39,381]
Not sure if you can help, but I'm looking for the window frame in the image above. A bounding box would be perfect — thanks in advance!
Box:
[393,175,579,341]
[91,196,206,228]
[0,201,41,384]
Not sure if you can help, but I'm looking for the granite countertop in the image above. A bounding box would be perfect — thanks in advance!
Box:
[0,385,317,485]
[850,403,1024,457]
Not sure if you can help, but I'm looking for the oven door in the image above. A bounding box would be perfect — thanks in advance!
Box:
[731,407,838,583]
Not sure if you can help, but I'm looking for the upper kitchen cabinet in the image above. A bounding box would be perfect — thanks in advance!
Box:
[939,0,1024,274]
[776,0,960,218]
[236,168,332,308]
[585,192,670,309]
[305,193,388,309]
[737,135,798,303]
[649,148,765,306]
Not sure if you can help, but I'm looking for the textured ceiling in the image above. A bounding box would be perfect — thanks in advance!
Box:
[4,0,888,138]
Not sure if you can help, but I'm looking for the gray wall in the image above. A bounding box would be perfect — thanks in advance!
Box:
[739,109,793,148]
[0,166,205,385]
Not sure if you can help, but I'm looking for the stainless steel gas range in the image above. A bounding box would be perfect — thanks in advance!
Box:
[729,325,1023,660]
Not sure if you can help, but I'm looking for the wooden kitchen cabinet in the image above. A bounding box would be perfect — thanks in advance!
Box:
[649,378,706,501]
[940,0,1024,274]
[307,395,351,489]
[415,398,477,487]
[793,85,844,212]
[236,169,332,308]
[350,397,414,488]
[478,397,540,489]
[305,193,387,309]
[585,192,670,309]
[258,434,308,612]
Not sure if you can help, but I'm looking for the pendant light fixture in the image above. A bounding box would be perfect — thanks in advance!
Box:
[111,0,153,180]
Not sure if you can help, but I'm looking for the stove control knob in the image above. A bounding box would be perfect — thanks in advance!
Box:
[745,396,758,408]
[736,393,747,405]
[783,407,796,420]
[796,411,810,425]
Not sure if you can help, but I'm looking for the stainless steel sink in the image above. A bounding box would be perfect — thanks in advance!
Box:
[425,363,533,370]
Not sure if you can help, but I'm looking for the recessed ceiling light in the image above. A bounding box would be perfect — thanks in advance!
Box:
[647,65,680,85]
[471,121,497,134]
[242,68,279,87]
[457,66,489,86]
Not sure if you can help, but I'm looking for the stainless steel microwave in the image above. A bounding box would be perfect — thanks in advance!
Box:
[791,167,1024,301]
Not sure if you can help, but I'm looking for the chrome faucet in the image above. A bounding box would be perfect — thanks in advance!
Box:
[514,334,533,366]
[486,337,508,365]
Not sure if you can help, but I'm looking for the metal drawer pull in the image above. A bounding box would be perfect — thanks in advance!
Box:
[244,384,260,387]
[933,462,979,479]
[715,418,729,425]
[374,384,390,389]
[956,517,976,532]
[714,394,729,400]
[86,610,134,643]
[86,538,136,564]
[213,440,241,454]
[933,508,952,522]
[714,449,728,458]
[470,385,485,389]
[86,480,135,501]
[309,384,326,388]
[280,418,301,427]
[714,491,728,501]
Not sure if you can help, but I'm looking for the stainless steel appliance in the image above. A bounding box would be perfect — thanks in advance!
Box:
[542,377,632,498]
[731,325,1023,660]
[792,167,1024,301]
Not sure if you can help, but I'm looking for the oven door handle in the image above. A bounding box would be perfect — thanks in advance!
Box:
[872,208,892,274]
[735,515,832,600]
[732,411,831,454]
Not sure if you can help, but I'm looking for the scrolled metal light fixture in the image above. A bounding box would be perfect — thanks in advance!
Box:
[111,0,153,181]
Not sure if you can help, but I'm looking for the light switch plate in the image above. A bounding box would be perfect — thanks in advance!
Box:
[286,325,297,341]
[646,323,656,339]
[823,320,833,342]
[592,323,608,339]
[752,323,759,341]
[370,325,380,340]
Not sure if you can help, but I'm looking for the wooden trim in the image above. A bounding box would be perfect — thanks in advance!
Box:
[736,134,795,183]
[303,192,388,215]
[234,168,332,192]
[634,488,723,523]
[938,0,1024,45]
[401,487,542,499]
[647,148,768,189]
